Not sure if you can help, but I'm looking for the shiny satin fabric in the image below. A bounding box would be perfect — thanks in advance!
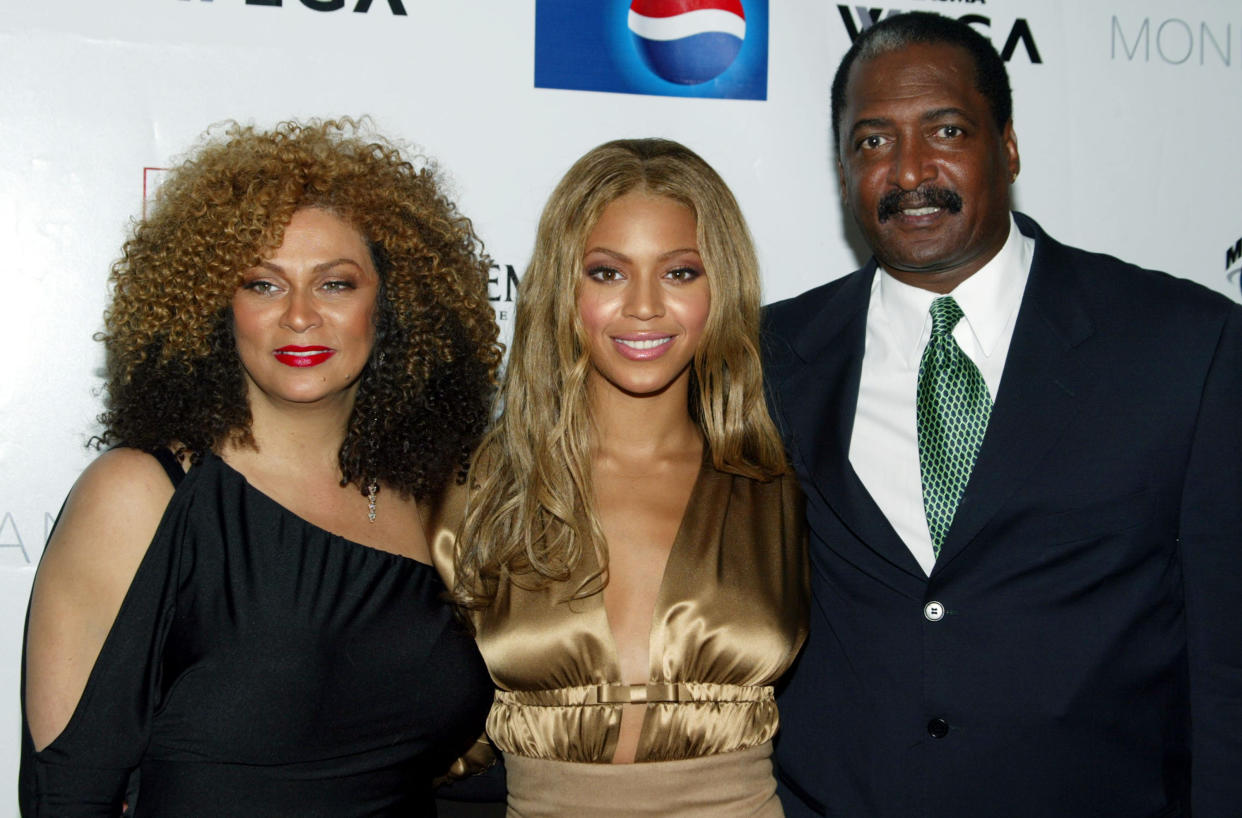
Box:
[504,740,784,817]
[428,461,808,764]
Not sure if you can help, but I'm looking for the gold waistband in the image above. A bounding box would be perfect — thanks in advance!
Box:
[495,681,774,707]
[504,741,783,817]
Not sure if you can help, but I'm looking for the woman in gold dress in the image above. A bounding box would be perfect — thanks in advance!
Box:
[429,138,807,817]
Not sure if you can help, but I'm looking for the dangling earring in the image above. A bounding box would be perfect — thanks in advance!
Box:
[367,481,378,523]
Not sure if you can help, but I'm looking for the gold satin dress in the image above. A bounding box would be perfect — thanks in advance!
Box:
[428,461,808,817]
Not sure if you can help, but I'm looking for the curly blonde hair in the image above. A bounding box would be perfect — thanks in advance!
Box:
[97,118,502,499]
[454,138,787,609]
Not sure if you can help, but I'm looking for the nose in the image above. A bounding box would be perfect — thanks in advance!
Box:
[890,135,936,191]
[280,288,322,332]
[622,273,664,321]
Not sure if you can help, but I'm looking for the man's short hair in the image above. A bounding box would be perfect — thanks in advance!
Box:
[830,12,1013,155]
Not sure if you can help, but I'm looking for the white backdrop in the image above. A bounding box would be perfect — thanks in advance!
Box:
[3,0,1240,811]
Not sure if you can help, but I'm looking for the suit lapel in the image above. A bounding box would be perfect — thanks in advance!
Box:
[934,215,1099,571]
[779,265,926,580]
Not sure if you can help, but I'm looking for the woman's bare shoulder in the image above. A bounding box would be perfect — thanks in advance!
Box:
[25,448,181,749]
[52,448,179,557]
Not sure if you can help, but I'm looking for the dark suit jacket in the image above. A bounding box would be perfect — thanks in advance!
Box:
[762,213,1242,818]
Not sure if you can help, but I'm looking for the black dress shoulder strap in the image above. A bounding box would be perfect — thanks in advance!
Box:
[148,447,187,488]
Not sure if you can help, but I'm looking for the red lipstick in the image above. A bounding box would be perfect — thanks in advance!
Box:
[274,345,335,367]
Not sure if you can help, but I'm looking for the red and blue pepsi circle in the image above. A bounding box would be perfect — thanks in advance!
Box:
[534,0,767,100]
[627,0,747,85]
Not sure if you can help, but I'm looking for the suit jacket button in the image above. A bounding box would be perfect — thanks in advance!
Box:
[927,718,950,738]
[924,601,945,621]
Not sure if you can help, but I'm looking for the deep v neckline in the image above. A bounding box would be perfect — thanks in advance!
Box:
[593,454,712,684]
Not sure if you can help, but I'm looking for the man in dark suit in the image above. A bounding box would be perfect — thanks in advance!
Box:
[764,12,1242,817]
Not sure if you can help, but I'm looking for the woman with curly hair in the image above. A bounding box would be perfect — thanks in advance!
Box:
[21,119,502,816]
[427,139,808,816]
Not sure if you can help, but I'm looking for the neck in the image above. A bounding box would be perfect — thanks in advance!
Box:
[225,387,356,474]
[587,370,702,464]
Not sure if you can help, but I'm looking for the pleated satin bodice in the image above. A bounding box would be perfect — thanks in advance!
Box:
[429,461,808,763]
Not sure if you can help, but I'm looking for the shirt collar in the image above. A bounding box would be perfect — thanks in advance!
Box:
[875,213,1032,366]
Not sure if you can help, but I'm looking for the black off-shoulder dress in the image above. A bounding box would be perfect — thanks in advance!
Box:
[20,449,491,817]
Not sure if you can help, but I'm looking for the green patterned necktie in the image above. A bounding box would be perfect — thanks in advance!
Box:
[917,296,993,558]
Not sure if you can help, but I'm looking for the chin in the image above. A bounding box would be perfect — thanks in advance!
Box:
[620,375,689,399]
[592,370,666,398]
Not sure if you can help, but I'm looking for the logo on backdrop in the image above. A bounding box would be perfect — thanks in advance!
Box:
[0,511,53,566]
[535,0,768,100]
[629,1,747,85]
[1111,15,1235,68]
[488,264,522,323]
[179,0,408,13]
[1227,235,1242,296]
[837,6,1042,63]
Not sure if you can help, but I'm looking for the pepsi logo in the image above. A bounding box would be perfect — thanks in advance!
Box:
[534,0,766,99]
[627,0,747,85]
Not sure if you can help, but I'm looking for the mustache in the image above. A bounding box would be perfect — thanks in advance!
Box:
[877,186,963,223]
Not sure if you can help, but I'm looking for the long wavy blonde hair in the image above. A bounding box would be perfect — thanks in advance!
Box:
[454,138,786,609]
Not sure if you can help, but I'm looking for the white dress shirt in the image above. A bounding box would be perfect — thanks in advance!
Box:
[848,215,1034,575]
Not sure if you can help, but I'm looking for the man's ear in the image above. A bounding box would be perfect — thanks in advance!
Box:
[1003,120,1020,184]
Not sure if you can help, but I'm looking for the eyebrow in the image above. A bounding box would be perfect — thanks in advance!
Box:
[583,247,701,263]
[847,107,978,140]
[922,106,975,123]
[255,258,366,275]
[847,117,891,140]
